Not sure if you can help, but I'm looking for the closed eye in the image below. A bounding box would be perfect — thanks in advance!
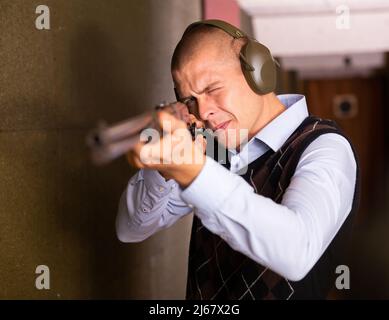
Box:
[207,87,221,94]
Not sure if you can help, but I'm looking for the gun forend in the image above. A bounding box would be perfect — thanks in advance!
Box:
[86,101,199,166]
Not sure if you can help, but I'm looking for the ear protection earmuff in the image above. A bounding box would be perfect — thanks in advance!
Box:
[178,19,277,96]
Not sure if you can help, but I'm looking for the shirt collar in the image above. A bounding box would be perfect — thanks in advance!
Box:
[227,94,308,158]
[252,94,308,152]
[226,94,308,172]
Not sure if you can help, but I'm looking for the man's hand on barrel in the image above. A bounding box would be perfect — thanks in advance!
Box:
[126,106,207,188]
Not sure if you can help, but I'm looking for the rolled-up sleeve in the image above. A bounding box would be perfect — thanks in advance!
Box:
[116,169,192,243]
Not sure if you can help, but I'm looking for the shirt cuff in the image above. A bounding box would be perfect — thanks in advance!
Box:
[180,156,249,222]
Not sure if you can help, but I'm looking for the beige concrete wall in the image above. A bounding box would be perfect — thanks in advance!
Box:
[0,0,200,299]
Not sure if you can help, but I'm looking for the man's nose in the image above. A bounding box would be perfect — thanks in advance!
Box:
[197,96,217,121]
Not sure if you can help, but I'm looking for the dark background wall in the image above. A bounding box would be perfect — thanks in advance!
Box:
[0,0,200,299]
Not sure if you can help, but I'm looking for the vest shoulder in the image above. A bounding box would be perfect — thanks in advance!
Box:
[276,115,358,165]
[285,115,347,147]
[300,115,342,132]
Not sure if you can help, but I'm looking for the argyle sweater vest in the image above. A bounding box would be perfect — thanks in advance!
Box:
[186,116,360,300]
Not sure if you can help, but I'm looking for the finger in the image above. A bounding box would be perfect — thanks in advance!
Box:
[130,140,147,157]
[157,110,187,133]
[194,132,207,154]
[126,150,137,167]
[129,140,150,167]
[126,150,145,168]
[188,114,205,129]
[132,154,145,168]
[173,102,191,123]
[133,141,149,161]
[133,138,164,166]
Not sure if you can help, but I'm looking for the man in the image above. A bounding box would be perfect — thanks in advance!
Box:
[116,20,359,299]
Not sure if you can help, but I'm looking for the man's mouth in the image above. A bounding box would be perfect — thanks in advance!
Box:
[214,120,231,131]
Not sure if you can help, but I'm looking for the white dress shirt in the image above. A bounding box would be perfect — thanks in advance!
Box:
[116,94,357,281]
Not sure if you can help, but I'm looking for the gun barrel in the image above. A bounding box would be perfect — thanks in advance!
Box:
[86,101,209,166]
[86,102,183,165]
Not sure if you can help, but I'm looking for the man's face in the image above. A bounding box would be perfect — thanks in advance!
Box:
[172,44,264,149]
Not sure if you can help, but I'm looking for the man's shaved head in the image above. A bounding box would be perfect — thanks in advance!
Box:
[169,23,282,150]
[171,24,246,74]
